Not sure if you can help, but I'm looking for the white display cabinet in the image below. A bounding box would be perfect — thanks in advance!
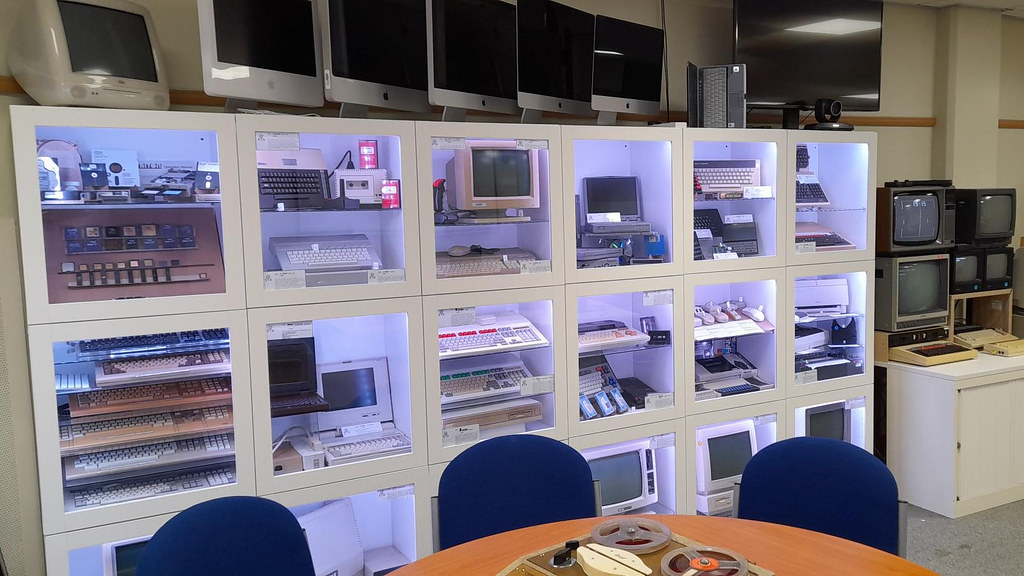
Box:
[27,311,255,536]
[10,106,246,325]
[566,278,682,436]
[785,131,876,265]
[684,401,785,517]
[788,385,873,451]
[415,122,565,295]
[45,511,173,576]
[787,262,874,396]
[568,420,682,517]
[423,287,567,464]
[236,116,421,307]
[561,125,683,282]
[247,299,426,495]
[684,128,786,272]
[684,269,785,415]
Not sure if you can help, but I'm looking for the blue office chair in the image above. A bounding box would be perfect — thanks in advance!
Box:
[735,436,907,557]
[434,435,600,550]
[135,496,316,576]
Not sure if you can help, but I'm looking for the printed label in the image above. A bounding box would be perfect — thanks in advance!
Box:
[712,252,739,260]
[723,213,754,224]
[644,392,673,411]
[649,433,675,450]
[438,307,476,328]
[794,369,818,385]
[255,132,301,151]
[341,422,384,437]
[432,137,466,150]
[377,485,415,500]
[521,375,555,396]
[795,242,816,254]
[441,424,480,447]
[264,271,306,290]
[368,269,406,284]
[520,260,552,274]
[643,289,674,307]
[266,322,313,340]
[516,139,549,150]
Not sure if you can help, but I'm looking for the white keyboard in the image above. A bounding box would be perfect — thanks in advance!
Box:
[438,314,550,360]
[95,349,231,386]
[285,246,374,268]
[578,328,650,354]
[61,412,175,442]
[56,373,91,392]
[440,363,531,406]
[579,370,604,396]
[324,428,412,465]
[65,434,234,482]
[436,258,525,278]
[67,466,235,509]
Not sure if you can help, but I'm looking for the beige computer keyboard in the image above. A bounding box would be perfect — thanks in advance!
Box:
[983,339,1024,357]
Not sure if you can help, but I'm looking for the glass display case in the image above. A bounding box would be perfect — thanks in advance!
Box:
[424,287,566,463]
[236,116,420,307]
[567,279,681,435]
[28,311,253,535]
[684,128,785,271]
[417,122,564,295]
[11,106,245,325]
[248,299,425,493]
[786,132,876,265]
[790,387,872,450]
[562,126,682,282]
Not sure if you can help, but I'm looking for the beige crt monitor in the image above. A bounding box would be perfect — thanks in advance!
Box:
[445,140,542,213]
[8,0,170,110]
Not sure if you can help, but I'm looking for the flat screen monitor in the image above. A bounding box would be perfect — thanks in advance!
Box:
[516,0,596,116]
[198,0,324,107]
[8,0,169,109]
[316,357,393,430]
[582,438,658,515]
[805,401,851,442]
[984,248,1014,290]
[591,15,664,116]
[321,0,430,112]
[733,0,883,111]
[446,141,541,211]
[696,419,757,495]
[427,0,520,114]
[267,338,317,396]
[582,177,642,221]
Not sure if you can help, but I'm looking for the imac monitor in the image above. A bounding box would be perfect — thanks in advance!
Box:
[198,0,323,107]
[583,438,658,515]
[983,247,1014,291]
[582,177,642,222]
[102,536,150,576]
[8,0,169,109]
[805,401,851,442]
[446,141,542,211]
[516,0,596,116]
[591,15,665,117]
[321,0,430,112]
[267,338,317,397]
[950,249,983,294]
[316,357,393,429]
[695,419,757,495]
[952,188,1017,247]
[875,254,950,332]
[427,0,520,114]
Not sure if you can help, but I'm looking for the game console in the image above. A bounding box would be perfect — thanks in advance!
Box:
[694,353,758,383]
[92,149,140,188]
[795,278,849,315]
[329,168,388,207]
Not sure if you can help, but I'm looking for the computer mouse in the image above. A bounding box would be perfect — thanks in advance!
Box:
[742,305,765,322]
[447,245,471,257]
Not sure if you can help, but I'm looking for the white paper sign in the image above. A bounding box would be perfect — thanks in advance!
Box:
[644,392,673,411]
[796,173,819,184]
[795,242,817,254]
[794,369,818,385]
[255,132,301,151]
[438,307,476,328]
[264,271,306,290]
[521,375,555,396]
[712,252,739,260]
[695,228,713,239]
[587,212,621,223]
[516,139,549,150]
[368,269,406,284]
[432,137,466,150]
[649,433,675,450]
[643,289,674,307]
[723,213,754,224]
[377,485,415,500]
[694,319,764,341]
[266,322,313,340]
[441,424,480,447]
[340,422,384,437]
[520,260,552,274]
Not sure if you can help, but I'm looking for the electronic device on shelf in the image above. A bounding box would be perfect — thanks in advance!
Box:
[695,419,757,516]
[438,312,549,359]
[60,406,233,454]
[694,377,772,401]
[794,325,829,352]
[795,173,830,207]
[578,355,614,397]
[435,247,537,279]
[578,320,651,353]
[64,221,195,251]
[64,464,235,510]
[950,188,1016,247]
[582,438,658,515]
[9,0,170,110]
[876,186,955,255]
[953,327,1017,349]
[576,247,621,268]
[692,231,715,261]
[581,176,653,235]
[444,140,540,222]
[320,0,430,113]
[63,433,234,485]
[693,209,759,257]
[75,328,229,360]
[887,340,978,367]
[577,355,655,416]
[983,247,1015,291]
[102,536,149,576]
[694,353,758,384]
[983,339,1024,357]
[197,0,324,107]
[66,378,232,419]
[796,352,854,381]
[876,253,950,332]
[795,278,849,315]
[516,0,596,117]
[794,222,855,252]
[440,360,532,407]
[692,160,761,198]
[440,397,543,430]
[268,338,329,418]
[256,149,331,211]
[270,235,382,273]
[323,423,412,465]
[686,62,746,129]
[94,349,230,387]
[804,401,852,442]
[590,15,664,118]
[329,168,388,208]
[315,357,394,430]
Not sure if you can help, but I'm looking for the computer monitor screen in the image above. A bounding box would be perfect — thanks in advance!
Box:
[592,16,664,107]
[321,367,377,410]
[58,1,157,82]
[584,177,640,219]
[954,255,979,284]
[734,0,883,111]
[516,0,595,114]
[316,358,392,429]
[807,406,847,441]
[986,252,1009,280]
[471,150,533,198]
[212,0,317,78]
[893,195,940,244]
[707,431,753,481]
[588,451,643,507]
[430,0,518,101]
[897,260,944,315]
[268,338,317,396]
[112,539,148,576]
[328,0,427,90]
[979,194,1014,236]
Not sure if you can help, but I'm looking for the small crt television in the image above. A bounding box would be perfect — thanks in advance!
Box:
[983,247,1014,291]
[695,419,757,516]
[875,254,950,332]
[951,188,1017,247]
[445,140,542,212]
[804,401,851,443]
[583,438,658,515]
[950,247,984,294]
[876,186,954,255]
[315,357,393,430]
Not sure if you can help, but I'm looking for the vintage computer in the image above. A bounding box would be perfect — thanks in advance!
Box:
[444,140,541,223]
[695,419,758,516]
[590,15,665,121]
[876,186,955,255]
[984,247,1015,291]
[579,176,653,235]
[268,337,330,417]
[686,62,746,129]
[875,254,950,333]
[516,0,596,118]
[315,357,393,430]
[804,401,852,443]
[102,535,150,576]
[583,438,659,516]
[949,247,985,294]
[950,188,1017,248]
[197,0,324,108]
[8,0,170,109]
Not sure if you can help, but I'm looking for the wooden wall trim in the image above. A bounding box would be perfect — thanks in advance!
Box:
[999,119,1024,129]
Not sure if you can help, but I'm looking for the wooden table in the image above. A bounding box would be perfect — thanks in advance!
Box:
[391,515,938,576]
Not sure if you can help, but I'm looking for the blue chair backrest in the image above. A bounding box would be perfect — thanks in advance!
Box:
[437,435,596,549]
[736,436,899,555]
[135,496,316,576]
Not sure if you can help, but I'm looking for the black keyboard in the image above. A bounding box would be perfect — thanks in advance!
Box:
[258,169,329,197]
[717,383,761,396]
[270,393,330,417]
[911,343,971,357]
[79,329,229,353]
[724,240,758,256]
[795,233,852,248]
[796,145,810,170]
[796,182,829,204]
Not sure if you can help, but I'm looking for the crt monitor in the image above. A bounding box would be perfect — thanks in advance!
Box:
[197,0,323,108]
[984,247,1014,291]
[695,419,757,495]
[8,0,169,110]
[316,357,393,430]
[581,177,642,222]
[875,254,950,332]
[804,401,851,442]
[583,438,658,516]
[952,188,1017,247]
[591,15,665,117]
[427,0,520,115]
[267,338,318,397]
[445,141,542,211]
[102,536,150,576]
[875,187,953,255]
[516,0,596,116]
[950,248,983,294]
[320,0,430,112]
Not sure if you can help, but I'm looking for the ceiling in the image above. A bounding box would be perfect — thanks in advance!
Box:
[886,0,1024,18]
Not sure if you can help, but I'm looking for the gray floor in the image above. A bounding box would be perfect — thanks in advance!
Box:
[907,501,1024,574]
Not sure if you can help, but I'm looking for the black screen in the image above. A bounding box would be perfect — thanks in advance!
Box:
[585,177,640,217]
[986,252,1009,280]
[432,0,517,99]
[57,1,158,82]
[212,0,317,77]
[734,0,882,111]
[471,149,532,197]
[954,255,979,284]
[707,431,753,480]
[267,339,315,394]
[329,0,427,89]
[893,194,940,244]
[897,261,944,316]
[592,16,664,102]
[517,0,595,102]
[321,367,377,410]
[588,452,643,506]
[113,540,148,576]
[979,194,1014,236]
[808,408,846,441]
